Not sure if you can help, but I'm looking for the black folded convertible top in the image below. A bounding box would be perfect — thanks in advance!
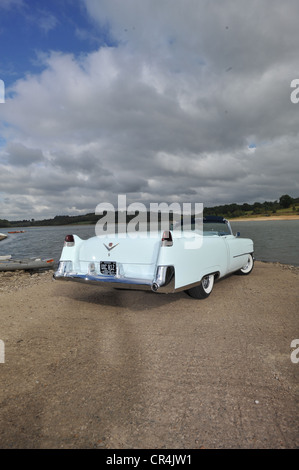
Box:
[203,216,226,223]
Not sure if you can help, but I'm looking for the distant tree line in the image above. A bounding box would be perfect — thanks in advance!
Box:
[203,194,299,218]
[0,194,298,228]
[0,211,151,228]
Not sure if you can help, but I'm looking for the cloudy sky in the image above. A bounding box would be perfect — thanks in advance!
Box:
[0,0,299,220]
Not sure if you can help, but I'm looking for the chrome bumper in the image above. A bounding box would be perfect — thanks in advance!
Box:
[53,264,175,294]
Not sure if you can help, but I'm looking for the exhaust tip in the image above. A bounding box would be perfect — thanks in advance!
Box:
[151,283,159,292]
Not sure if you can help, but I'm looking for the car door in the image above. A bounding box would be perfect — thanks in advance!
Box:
[223,235,250,273]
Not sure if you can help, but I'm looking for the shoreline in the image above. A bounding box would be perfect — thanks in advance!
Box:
[231,215,299,222]
[1,214,299,229]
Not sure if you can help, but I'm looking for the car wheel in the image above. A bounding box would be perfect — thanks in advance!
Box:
[237,253,254,275]
[186,274,214,299]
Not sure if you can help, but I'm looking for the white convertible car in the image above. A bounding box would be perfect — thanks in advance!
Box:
[54,216,254,299]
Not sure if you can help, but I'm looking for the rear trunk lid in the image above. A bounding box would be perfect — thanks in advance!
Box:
[77,232,161,281]
[79,232,161,264]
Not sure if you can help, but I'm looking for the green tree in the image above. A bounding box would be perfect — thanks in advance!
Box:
[0,219,11,228]
[279,194,293,209]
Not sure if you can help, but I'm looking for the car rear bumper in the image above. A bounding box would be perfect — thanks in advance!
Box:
[53,263,175,294]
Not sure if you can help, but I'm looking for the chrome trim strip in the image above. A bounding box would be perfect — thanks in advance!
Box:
[233,252,251,258]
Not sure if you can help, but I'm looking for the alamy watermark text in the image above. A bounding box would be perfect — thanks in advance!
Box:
[290,79,299,103]
[290,339,299,364]
[95,195,203,239]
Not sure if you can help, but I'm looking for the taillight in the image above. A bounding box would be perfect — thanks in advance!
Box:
[64,234,75,247]
[161,230,173,247]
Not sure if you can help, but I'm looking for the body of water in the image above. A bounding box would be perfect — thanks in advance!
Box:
[230,220,299,266]
[0,220,298,266]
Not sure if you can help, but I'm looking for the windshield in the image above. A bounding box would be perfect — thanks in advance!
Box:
[202,222,231,236]
[171,218,232,236]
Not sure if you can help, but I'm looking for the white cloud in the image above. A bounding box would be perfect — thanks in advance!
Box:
[1,0,299,219]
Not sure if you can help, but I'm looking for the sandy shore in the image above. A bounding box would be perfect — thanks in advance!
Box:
[0,262,298,449]
[232,215,299,222]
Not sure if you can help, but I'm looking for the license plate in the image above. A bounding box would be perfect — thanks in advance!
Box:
[100,261,117,276]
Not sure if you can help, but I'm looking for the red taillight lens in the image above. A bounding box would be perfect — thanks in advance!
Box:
[65,235,74,243]
[161,231,173,246]
[64,234,75,246]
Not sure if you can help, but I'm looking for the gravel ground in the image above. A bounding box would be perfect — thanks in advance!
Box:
[0,261,298,449]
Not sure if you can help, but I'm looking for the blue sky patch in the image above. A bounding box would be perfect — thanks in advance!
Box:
[0,0,115,87]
